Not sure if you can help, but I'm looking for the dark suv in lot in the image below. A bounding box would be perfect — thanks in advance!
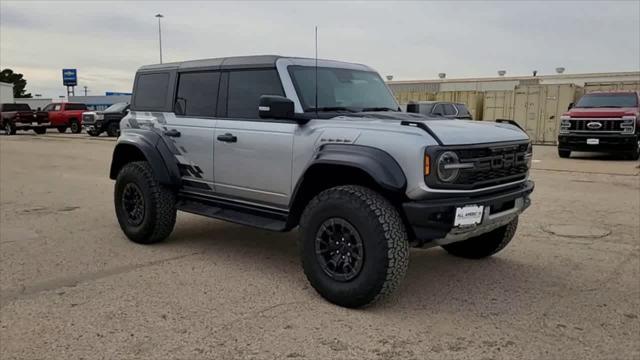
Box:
[559,91,639,159]
[83,102,129,137]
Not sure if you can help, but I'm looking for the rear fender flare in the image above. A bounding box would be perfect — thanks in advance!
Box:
[109,130,181,187]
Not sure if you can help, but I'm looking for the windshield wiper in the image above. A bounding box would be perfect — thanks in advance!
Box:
[360,107,398,112]
[305,106,358,113]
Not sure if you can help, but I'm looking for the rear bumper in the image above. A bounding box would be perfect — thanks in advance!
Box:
[14,121,50,129]
[402,181,534,245]
[558,133,639,152]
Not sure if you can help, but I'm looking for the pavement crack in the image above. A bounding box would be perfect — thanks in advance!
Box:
[0,251,201,307]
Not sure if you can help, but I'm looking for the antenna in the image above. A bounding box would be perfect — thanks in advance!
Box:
[315,26,318,116]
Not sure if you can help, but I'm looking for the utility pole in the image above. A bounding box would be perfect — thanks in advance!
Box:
[155,14,164,64]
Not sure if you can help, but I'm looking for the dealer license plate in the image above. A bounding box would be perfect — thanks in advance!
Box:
[587,138,599,145]
[454,205,484,227]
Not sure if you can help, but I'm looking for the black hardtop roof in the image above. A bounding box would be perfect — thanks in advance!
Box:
[138,55,284,72]
[137,55,369,72]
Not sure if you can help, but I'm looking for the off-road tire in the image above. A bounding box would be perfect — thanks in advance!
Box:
[57,126,67,133]
[442,217,519,259]
[69,119,81,134]
[33,127,46,135]
[87,129,100,137]
[299,185,409,308]
[106,122,120,137]
[114,161,176,244]
[558,149,570,158]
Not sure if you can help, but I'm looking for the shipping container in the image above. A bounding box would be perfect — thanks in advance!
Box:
[513,84,580,144]
[482,90,514,121]
[584,81,640,93]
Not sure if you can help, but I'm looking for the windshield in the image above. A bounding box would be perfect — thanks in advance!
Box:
[288,66,398,112]
[104,102,129,112]
[2,103,31,111]
[575,93,638,108]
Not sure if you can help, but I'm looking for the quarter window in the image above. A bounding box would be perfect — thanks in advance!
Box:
[134,72,170,110]
[175,72,220,117]
[227,69,284,118]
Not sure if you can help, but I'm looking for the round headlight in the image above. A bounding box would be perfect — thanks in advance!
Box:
[437,151,460,183]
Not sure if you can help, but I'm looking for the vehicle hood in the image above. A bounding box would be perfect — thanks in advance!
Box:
[567,107,638,118]
[340,112,529,145]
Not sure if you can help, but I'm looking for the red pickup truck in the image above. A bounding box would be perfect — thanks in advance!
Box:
[1,103,49,135]
[41,102,88,133]
[558,91,640,160]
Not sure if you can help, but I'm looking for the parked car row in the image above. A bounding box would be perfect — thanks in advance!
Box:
[0,101,129,137]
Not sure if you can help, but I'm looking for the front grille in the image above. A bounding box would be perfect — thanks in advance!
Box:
[427,142,530,190]
[569,119,623,132]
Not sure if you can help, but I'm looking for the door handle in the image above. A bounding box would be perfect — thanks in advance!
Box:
[164,129,181,137]
[217,133,237,143]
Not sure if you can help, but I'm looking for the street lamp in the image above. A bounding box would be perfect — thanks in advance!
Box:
[155,13,164,64]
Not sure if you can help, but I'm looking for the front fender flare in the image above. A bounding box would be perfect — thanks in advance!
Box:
[303,144,407,192]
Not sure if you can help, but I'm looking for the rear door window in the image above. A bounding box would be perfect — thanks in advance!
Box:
[2,104,31,111]
[175,71,220,117]
[134,72,170,111]
[226,69,284,119]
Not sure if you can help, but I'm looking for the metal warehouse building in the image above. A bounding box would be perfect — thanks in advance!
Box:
[387,71,640,144]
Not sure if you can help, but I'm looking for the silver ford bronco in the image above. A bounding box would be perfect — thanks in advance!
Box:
[110,55,534,308]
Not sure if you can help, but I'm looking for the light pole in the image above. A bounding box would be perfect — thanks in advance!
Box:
[155,13,164,64]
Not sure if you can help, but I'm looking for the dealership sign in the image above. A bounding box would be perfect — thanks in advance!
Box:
[62,69,77,86]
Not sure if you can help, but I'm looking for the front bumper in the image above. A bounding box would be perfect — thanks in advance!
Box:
[83,121,103,132]
[558,133,639,152]
[403,181,534,246]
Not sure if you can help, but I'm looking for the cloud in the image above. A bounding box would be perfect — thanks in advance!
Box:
[1,0,638,98]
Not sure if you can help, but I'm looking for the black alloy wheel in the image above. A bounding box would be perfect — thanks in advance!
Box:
[314,218,364,282]
[121,183,145,226]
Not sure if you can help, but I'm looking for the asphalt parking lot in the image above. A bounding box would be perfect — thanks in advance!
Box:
[0,132,638,360]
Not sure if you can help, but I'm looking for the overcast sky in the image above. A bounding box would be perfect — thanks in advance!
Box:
[1,0,639,98]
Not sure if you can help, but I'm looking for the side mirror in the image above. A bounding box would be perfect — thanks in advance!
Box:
[259,95,294,120]
[568,102,574,110]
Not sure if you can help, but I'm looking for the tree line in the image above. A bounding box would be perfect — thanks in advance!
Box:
[1,69,32,98]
